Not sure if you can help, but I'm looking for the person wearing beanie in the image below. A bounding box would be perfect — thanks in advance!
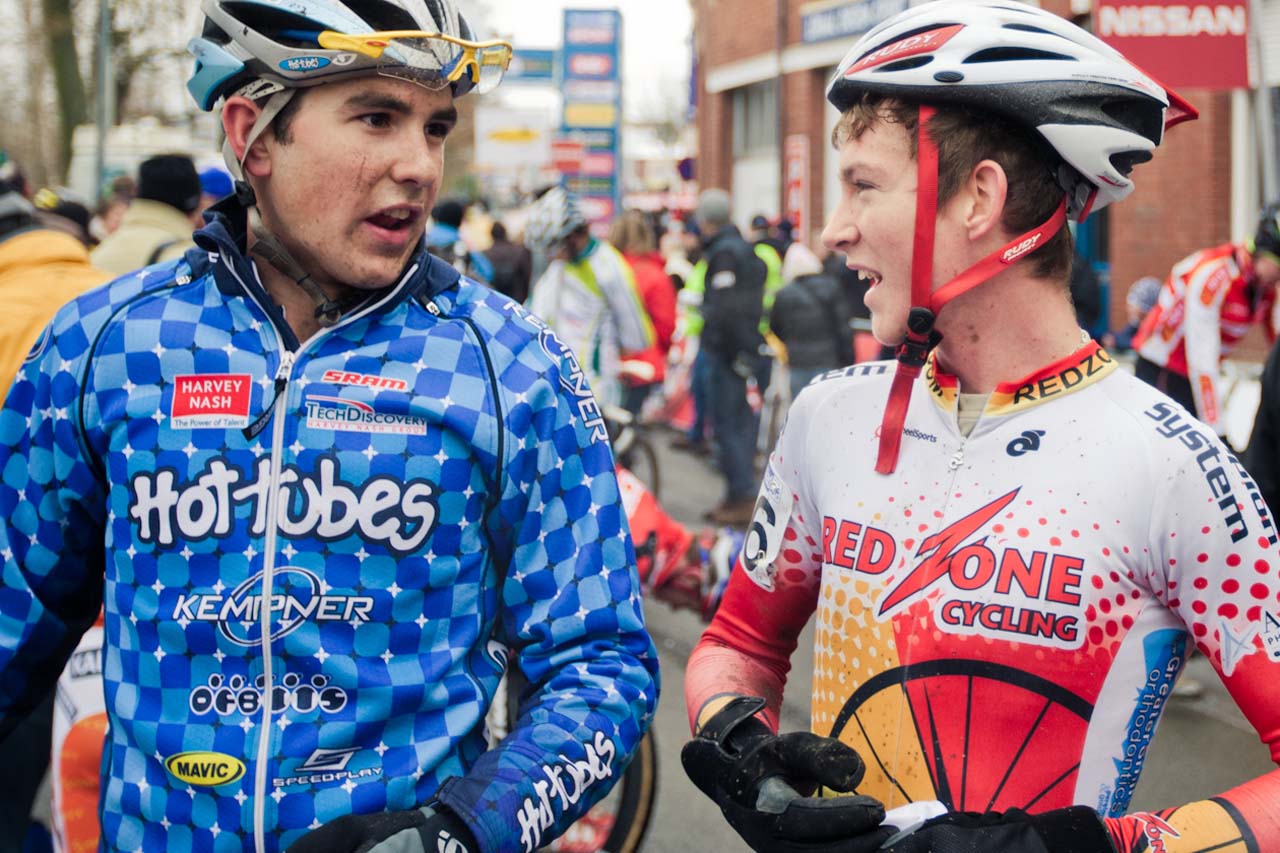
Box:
[196,165,234,218]
[90,153,202,275]
[769,242,856,401]
[425,197,494,282]
[693,188,768,527]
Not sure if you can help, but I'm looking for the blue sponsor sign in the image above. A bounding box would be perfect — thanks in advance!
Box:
[800,0,909,44]
[561,8,623,226]
[507,48,558,84]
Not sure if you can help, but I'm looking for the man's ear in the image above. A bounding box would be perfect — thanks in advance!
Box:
[961,159,1009,243]
[221,96,272,180]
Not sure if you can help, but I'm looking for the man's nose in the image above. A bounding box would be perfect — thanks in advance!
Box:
[821,210,857,255]
[390,135,441,189]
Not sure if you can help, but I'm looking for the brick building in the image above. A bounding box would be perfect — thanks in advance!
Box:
[688,0,1274,344]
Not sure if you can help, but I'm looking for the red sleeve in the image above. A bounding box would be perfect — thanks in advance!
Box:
[685,518,821,733]
[639,255,676,354]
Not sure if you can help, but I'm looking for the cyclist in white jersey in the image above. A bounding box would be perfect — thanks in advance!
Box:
[525,188,654,406]
[681,3,1280,852]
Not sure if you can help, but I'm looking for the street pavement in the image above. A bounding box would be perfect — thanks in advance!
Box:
[632,426,1276,852]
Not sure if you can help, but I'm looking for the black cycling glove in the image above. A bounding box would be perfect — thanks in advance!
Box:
[882,806,1117,853]
[284,800,478,853]
[681,696,889,852]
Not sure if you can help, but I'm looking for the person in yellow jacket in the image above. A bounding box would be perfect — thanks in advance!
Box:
[0,152,110,850]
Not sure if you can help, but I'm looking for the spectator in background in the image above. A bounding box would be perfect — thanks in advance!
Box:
[823,250,887,362]
[770,243,856,402]
[1133,203,1280,439]
[90,154,202,274]
[32,186,97,247]
[1104,275,1162,353]
[1247,333,1280,515]
[1069,250,1103,338]
[696,189,767,526]
[0,152,109,852]
[482,221,532,303]
[426,197,493,282]
[610,209,677,415]
[196,165,234,218]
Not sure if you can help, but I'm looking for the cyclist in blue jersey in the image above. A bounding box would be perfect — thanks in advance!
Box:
[0,1,659,852]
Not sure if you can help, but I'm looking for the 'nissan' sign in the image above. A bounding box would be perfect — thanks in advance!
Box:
[1096,1,1250,91]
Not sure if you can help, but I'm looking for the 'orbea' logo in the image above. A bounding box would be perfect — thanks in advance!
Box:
[165,751,246,787]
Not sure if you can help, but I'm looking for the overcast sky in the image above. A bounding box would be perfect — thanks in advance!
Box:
[477,0,694,122]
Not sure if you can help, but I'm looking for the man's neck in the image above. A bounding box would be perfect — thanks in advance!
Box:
[932,270,1085,394]
[244,230,341,343]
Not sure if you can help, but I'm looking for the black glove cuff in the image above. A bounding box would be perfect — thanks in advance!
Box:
[1028,806,1115,853]
[699,696,772,753]
[422,802,480,853]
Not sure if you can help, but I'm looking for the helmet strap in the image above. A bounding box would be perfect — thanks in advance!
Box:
[874,105,1070,475]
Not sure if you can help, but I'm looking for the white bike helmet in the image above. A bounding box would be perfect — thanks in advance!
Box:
[524,187,587,253]
[188,0,503,110]
[826,0,1194,219]
[823,0,1196,475]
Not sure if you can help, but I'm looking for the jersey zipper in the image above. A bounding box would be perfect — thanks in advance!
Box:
[228,256,417,851]
[253,347,293,853]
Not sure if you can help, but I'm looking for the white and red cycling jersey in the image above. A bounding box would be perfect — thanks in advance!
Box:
[1133,243,1275,432]
[687,340,1280,853]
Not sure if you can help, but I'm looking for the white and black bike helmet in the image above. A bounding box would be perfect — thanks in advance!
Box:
[184,0,510,326]
[826,0,1194,219]
[524,187,587,253]
[823,0,1196,475]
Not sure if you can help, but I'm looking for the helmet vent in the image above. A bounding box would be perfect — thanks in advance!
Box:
[1002,23,1056,35]
[963,47,1074,63]
[877,56,933,73]
[345,0,420,31]
[1101,99,1164,145]
[223,3,324,46]
[1109,150,1152,177]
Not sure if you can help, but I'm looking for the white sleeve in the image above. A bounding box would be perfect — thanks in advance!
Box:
[1182,262,1231,431]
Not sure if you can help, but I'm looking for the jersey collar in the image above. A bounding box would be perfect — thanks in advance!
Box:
[925,339,1118,418]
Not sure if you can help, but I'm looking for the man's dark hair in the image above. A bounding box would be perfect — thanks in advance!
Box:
[138,154,203,214]
[432,199,465,229]
[492,221,508,242]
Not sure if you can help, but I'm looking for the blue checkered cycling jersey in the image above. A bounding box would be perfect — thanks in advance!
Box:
[0,211,659,853]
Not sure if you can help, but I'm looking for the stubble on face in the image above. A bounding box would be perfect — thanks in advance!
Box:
[252,77,456,295]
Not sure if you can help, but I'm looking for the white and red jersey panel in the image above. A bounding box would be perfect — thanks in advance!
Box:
[1133,243,1274,432]
[687,342,1280,852]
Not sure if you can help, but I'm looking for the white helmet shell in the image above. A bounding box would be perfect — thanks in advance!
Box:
[524,187,587,252]
[826,0,1193,217]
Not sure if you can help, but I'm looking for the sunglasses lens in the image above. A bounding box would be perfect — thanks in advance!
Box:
[374,36,462,90]
[472,46,509,93]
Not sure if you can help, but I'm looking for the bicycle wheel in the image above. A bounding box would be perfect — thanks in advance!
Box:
[617,435,661,501]
[828,659,1093,812]
[503,667,659,853]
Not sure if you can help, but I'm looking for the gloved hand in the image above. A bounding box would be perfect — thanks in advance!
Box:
[681,696,889,852]
[883,806,1117,853]
[285,801,478,853]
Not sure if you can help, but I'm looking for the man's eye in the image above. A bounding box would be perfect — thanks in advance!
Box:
[427,121,453,140]
[361,113,392,129]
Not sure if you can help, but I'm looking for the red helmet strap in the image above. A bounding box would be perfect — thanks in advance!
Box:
[874,105,1070,475]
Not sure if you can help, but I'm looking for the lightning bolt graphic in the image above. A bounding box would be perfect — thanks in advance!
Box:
[876,488,1022,617]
